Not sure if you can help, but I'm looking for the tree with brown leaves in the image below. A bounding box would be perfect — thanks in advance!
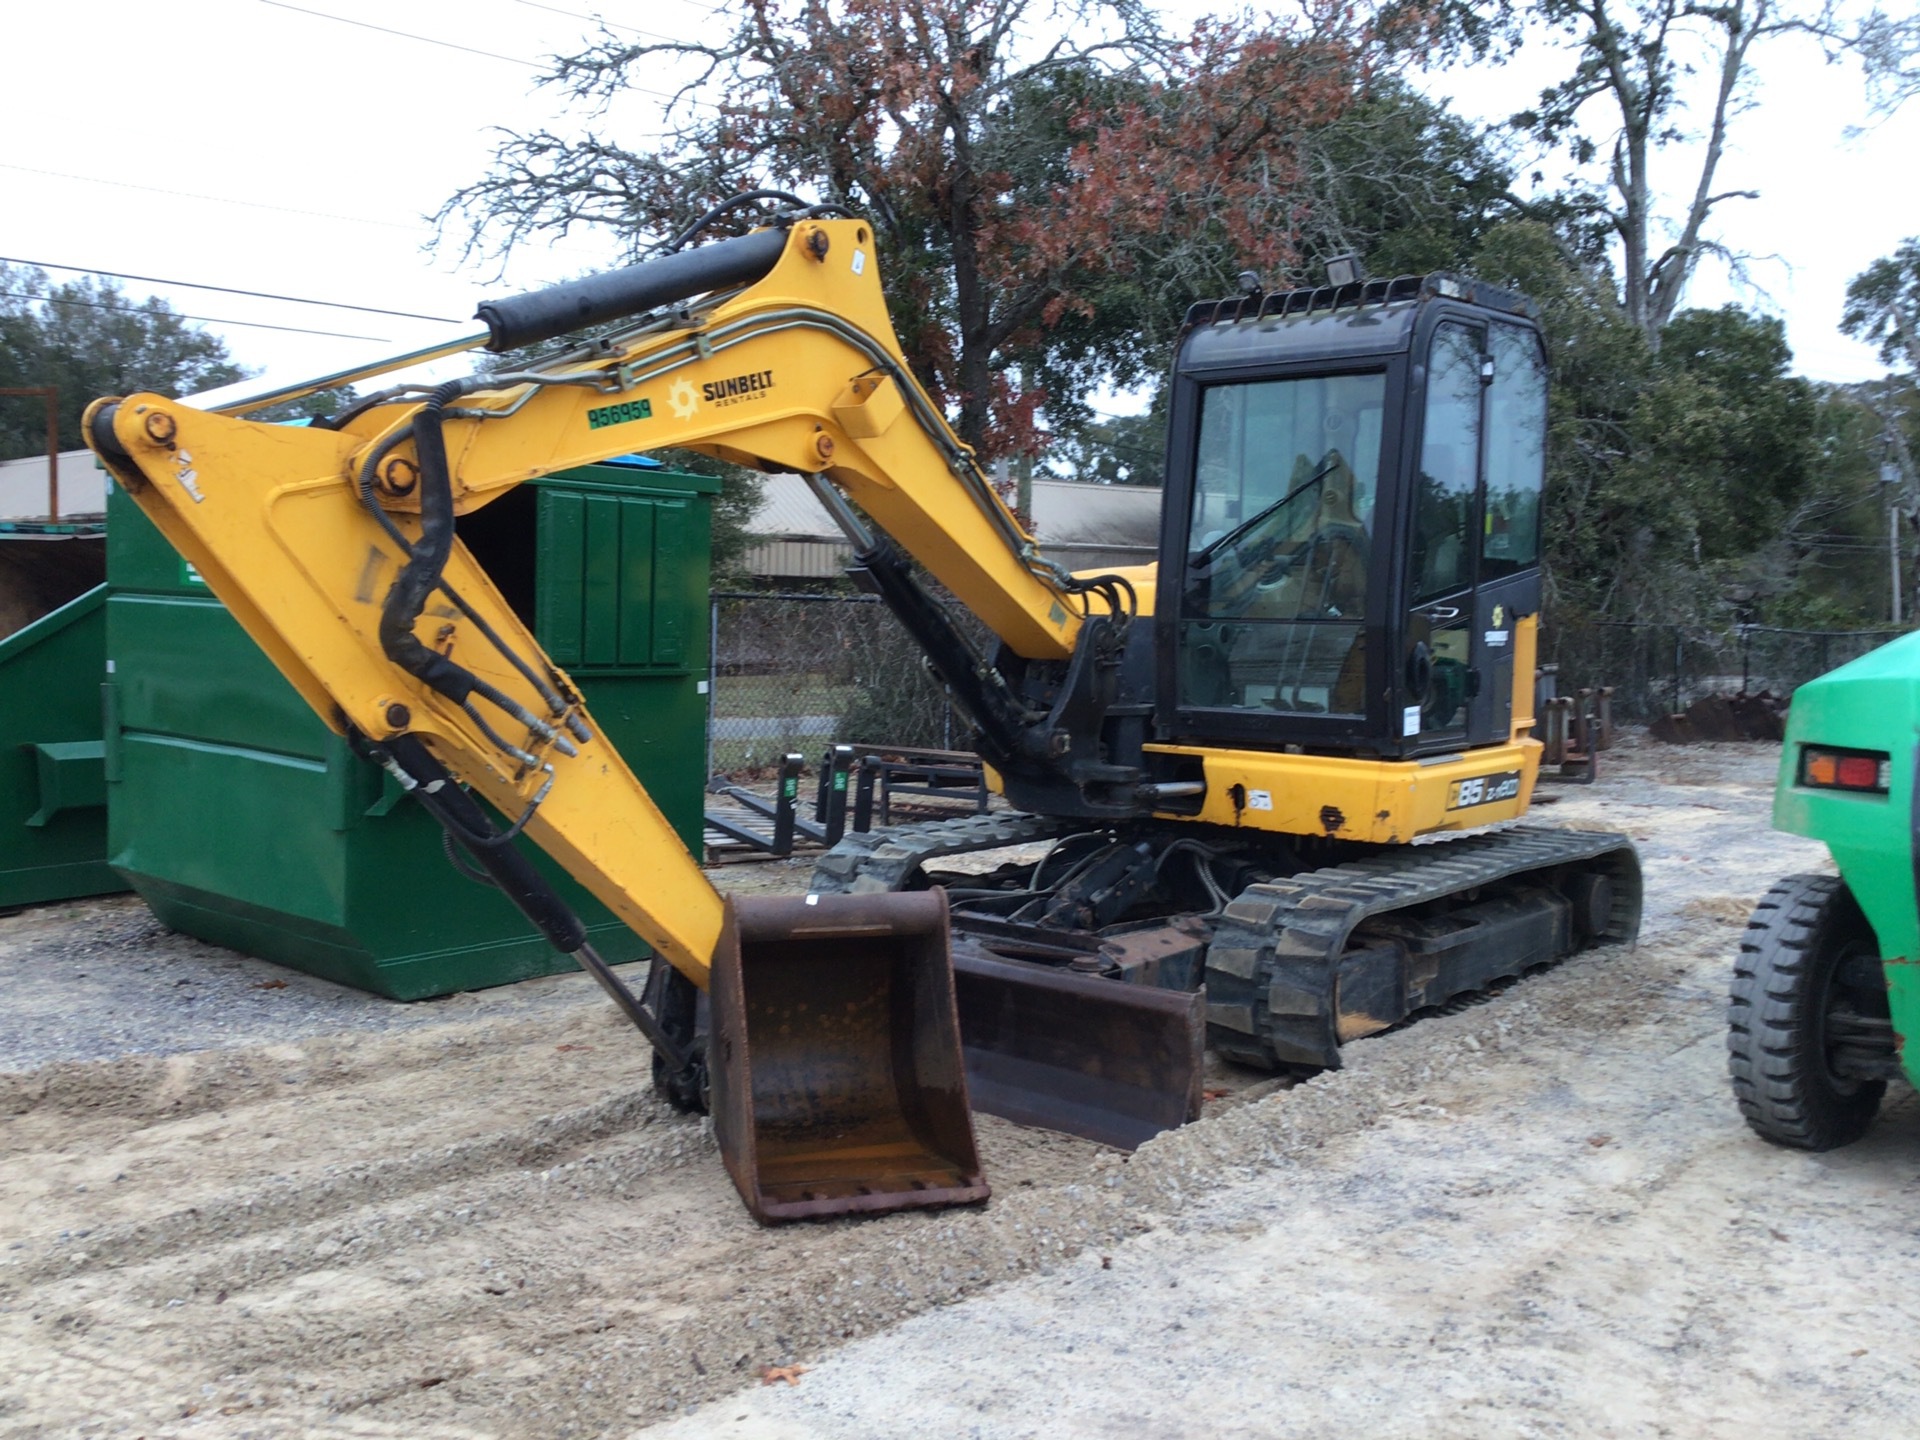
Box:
[438,0,1375,459]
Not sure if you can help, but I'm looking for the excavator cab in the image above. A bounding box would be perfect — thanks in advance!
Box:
[943,273,1633,1138]
[1156,275,1548,765]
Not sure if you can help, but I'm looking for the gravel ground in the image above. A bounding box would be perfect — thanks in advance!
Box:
[0,858,818,1073]
[0,899,614,1072]
[641,741,1920,1440]
[4,737,1915,1439]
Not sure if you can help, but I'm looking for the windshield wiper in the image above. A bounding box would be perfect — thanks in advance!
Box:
[1193,451,1340,564]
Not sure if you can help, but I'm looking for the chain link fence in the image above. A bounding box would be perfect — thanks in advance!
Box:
[708,593,1913,773]
[707,592,961,776]
[1544,621,1907,721]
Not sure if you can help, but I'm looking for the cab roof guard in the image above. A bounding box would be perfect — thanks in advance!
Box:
[1182,271,1539,332]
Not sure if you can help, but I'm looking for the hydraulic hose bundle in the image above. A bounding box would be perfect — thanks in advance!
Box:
[376,381,474,705]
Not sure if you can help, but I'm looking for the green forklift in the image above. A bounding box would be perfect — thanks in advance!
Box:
[1731,632,1919,1148]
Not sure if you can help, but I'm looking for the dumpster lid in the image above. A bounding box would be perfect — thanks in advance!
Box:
[0,518,108,540]
[541,457,723,495]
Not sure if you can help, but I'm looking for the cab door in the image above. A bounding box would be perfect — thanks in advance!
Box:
[1401,318,1549,755]
[1402,320,1484,751]
[1470,322,1549,744]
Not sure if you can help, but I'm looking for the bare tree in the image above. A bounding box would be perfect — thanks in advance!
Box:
[1515,0,1915,349]
[437,0,1171,456]
[1856,6,1919,114]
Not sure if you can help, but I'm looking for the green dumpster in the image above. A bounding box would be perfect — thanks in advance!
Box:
[0,579,121,906]
[0,531,120,908]
[104,459,719,998]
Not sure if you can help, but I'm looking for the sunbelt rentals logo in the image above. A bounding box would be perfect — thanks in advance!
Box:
[701,370,776,409]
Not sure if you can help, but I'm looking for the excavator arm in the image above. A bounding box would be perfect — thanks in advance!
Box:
[85,218,1128,982]
[83,214,1149,1221]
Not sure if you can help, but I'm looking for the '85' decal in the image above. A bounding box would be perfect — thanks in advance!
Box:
[1447,771,1522,810]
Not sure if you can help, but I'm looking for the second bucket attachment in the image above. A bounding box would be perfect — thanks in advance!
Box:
[951,947,1207,1151]
[708,889,989,1223]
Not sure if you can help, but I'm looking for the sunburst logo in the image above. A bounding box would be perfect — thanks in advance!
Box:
[668,378,700,420]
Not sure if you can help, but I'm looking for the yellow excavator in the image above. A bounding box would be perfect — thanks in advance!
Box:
[86,201,1639,1223]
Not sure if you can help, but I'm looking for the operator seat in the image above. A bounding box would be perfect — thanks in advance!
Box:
[1250,450,1369,622]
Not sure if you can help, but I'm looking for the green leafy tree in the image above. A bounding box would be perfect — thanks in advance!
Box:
[1295,79,1518,282]
[0,264,244,461]
[1837,242,1920,619]
[1842,237,1920,374]
[1044,398,1169,485]
[1761,382,1916,626]
[1471,221,1655,617]
[1046,79,1516,481]
[1470,221,1822,624]
[1634,305,1818,565]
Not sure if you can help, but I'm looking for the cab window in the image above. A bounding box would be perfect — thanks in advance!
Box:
[1481,322,1546,579]
[1410,323,1482,604]
[1179,372,1385,718]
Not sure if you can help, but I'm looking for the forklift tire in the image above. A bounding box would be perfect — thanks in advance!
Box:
[1728,874,1886,1151]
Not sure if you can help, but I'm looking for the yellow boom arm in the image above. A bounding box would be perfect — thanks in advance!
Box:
[84,219,1104,989]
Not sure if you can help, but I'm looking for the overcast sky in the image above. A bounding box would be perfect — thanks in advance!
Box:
[3,0,1914,410]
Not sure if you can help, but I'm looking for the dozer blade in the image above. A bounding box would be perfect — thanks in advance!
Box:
[708,889,989,1223]
[951,947,1206,1152]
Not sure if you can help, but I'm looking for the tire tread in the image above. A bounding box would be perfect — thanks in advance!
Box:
[1726,873,1884,1150]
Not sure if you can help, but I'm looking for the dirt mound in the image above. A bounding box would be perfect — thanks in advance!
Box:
[1649,691,1788,743]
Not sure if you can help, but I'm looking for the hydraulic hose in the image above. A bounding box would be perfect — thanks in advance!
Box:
[378,380,479,705]
[371,734,690,1072]
[355,421,579,733]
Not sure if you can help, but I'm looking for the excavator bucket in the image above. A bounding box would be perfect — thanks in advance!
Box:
[951,949,1207,1151]
[708,889,989,1223]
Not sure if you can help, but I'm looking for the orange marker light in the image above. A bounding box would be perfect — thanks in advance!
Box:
[1800,746,1890,795]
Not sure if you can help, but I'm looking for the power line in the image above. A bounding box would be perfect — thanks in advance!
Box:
[534,0,732,21]
[0,257,462,324]
[257,0,537,67]
[0,162,617,263]
[0,161,421,232]
[510,0,681,42]
[256,0,695,101]
[1083,402,1162,422]
[0,291,387,343]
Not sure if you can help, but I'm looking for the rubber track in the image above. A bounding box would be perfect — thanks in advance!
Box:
[1204,826,1642,1070]
[809,811,1077,894]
